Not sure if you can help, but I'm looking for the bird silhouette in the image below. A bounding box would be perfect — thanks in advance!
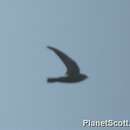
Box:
[47,46,88,83]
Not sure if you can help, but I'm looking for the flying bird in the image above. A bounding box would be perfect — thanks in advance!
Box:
[47,46,88,83]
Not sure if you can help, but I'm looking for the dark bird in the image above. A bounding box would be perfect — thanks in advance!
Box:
[47,46,88,83]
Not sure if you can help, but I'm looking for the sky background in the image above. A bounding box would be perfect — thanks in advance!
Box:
[0,0,130,129]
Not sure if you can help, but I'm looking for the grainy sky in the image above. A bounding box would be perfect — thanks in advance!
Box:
[0,0,130,129]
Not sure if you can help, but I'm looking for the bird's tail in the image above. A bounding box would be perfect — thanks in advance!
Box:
[47,78,57,83]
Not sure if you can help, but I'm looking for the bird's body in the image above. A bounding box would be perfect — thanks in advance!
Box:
[47,46,88,83]
[48,74,87,83]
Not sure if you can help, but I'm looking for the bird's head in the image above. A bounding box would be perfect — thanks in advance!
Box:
[80,74,88,81]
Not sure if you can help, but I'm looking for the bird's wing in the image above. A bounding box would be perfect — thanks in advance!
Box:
[47,46,80,76]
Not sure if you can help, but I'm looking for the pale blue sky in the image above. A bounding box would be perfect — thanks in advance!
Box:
[0,0,130,129]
